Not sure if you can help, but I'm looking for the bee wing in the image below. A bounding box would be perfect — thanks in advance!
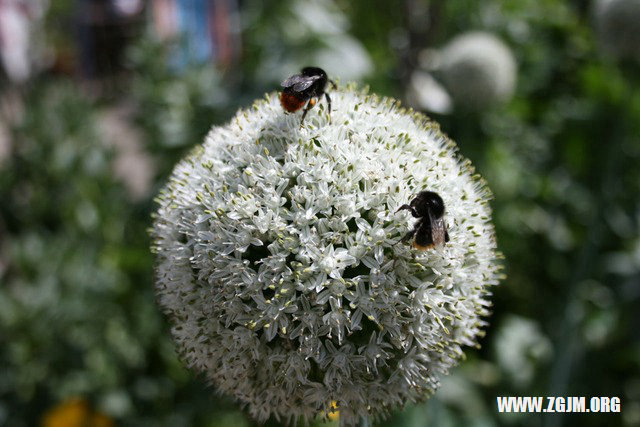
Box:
[292,76,321,91]
[281,74,307,88]
[281,74,321,90]
[428,211,447,247]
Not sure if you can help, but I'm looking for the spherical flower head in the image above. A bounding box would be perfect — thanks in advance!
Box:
[152,86,501,425]
[436,31,517,110]
[595,0,640,61]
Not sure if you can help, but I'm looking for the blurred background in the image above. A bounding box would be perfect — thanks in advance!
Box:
[1,0,639,426]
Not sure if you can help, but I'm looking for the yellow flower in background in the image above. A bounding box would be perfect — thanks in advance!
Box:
[327,401,339,421]
[41,398,114,427]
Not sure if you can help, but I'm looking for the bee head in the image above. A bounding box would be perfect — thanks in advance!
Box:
[301,66,327,78]
[413,191,446,218]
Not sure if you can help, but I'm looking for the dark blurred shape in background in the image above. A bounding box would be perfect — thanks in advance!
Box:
[0,1,639,426]
[74,0,144,81]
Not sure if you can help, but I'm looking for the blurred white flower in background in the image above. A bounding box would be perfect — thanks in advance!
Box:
[152,87,501,424]
[97,106,155,201]
[255,0,373,85]
[292,0,371,81]
[595,0,640,61]
[437,32,517,110]
[409,31,517,113]
[495,315,552,388]
[113,0,144,17]
[315,35,373,82]
[407,70,453,114]
[0,0,49,83]
[0,0,32,82]
[292,0,347,35]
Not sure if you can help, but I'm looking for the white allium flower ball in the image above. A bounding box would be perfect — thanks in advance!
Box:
[436,31,517,110]
[152,86,501,425]
[595,0,640,61]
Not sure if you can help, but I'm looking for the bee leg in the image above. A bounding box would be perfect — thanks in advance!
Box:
[300,98,317,127]
[395,204,420,218]
[324,92,332,123]
[393,229,416,246]
[401,229,416,242]
[329,79,337,90]
[392,228,415,269]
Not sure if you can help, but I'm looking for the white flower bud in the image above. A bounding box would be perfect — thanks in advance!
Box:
[152,87,501,425]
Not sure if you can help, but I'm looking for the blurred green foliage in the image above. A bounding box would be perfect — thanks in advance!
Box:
[1,0,639,426]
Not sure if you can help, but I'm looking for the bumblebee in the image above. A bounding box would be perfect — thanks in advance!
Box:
[396,191,450,250]
[280,66,336,125]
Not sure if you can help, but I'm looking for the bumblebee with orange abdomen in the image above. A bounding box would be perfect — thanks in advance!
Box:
[280,67,336,126]
[396,191,450,250]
